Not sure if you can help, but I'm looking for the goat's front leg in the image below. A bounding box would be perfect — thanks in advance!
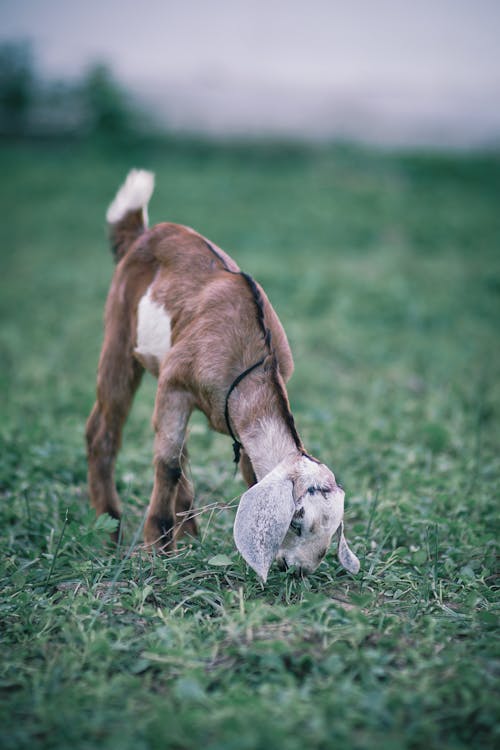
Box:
[144,383,194,550]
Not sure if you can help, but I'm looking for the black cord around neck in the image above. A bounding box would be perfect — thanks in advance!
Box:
[224,356,266,464]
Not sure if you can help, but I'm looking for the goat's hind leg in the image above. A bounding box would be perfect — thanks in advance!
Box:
[86,347,143,542]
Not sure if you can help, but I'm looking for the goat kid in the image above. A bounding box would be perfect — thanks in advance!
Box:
[86,169,359,582]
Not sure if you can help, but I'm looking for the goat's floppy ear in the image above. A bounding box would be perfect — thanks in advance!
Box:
[234,473,295,583]
[336,521,360,574]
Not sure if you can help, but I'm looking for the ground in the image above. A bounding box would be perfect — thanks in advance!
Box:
[0,137,499,750]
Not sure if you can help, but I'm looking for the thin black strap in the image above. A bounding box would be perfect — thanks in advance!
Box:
[224,357,266,463]
[204,239,234,272]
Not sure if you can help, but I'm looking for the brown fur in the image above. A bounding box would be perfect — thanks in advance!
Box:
[86,215,297,548]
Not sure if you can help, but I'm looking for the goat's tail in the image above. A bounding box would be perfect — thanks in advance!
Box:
[106,169,155,263]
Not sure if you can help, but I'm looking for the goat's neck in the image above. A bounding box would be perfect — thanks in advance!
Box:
[231,376,300,481]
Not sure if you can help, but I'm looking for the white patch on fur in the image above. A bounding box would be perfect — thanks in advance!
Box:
[106,169,155,225]
[242,416,297,480]
[135,286,171,370]
[293,455,326,485]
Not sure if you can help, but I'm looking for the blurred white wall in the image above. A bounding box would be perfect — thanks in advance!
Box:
[2,0,500,146]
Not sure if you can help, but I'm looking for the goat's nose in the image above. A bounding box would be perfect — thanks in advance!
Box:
[294,563,316,577]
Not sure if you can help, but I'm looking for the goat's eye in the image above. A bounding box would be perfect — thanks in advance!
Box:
[290,519,302,536]
[307,485,331,499]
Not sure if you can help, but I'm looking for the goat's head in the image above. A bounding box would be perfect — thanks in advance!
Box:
[233,454,359,582]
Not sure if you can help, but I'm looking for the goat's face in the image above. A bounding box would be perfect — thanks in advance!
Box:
[276,458,346,575]
[234,454,359,582]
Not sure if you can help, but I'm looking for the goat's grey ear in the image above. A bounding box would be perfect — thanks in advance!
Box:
[234,475,295,583]
[336,521,360,574]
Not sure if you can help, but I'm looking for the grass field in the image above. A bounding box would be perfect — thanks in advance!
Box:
[0,137,499,750]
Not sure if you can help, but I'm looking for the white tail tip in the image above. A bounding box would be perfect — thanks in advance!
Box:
[106,169,155,225]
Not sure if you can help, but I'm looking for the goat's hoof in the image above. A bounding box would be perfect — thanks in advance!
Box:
[175,517,198,539]
[144,516,175,552]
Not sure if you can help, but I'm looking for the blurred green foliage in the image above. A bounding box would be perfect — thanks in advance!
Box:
[80,62,140,136]
[0,40,35,134]
[0,41,142,138]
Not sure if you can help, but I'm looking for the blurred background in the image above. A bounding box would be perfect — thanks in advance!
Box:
[1,4,500,749]
[1,0,500,147]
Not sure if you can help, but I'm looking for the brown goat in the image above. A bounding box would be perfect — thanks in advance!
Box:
[86,170,359,581]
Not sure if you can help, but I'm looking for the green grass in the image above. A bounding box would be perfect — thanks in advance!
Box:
[0,136,499,750]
